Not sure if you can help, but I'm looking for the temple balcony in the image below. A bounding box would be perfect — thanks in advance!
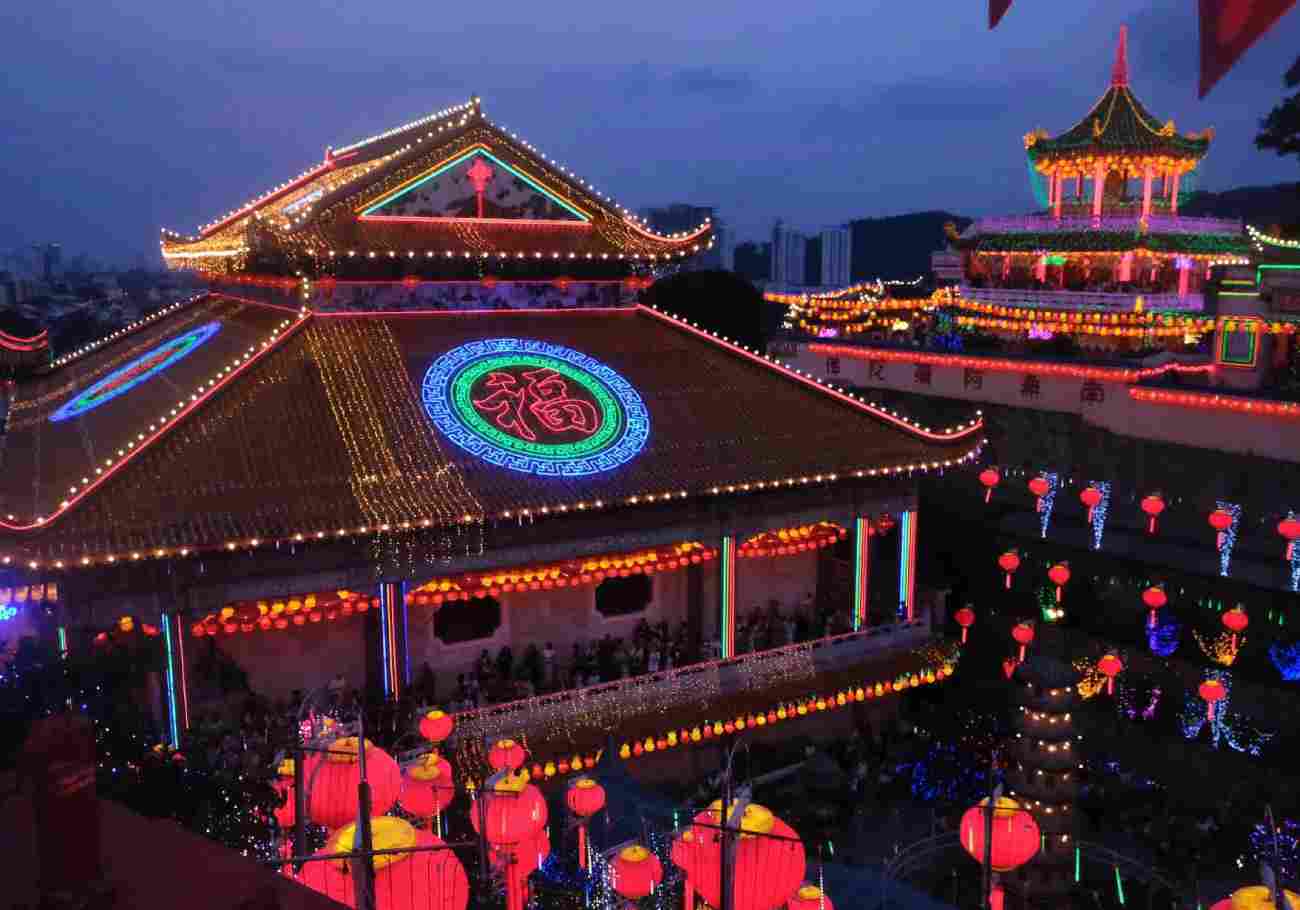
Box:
[958,284,1203,314]
[962,213,1242,238]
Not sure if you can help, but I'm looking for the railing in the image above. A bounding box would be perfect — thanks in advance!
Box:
[448,620,931,740]
[963,213,1243,237]
[958,284,1204,314]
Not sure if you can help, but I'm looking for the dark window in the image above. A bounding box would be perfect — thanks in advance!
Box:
[595,576,652,617]
[434,597,501,644]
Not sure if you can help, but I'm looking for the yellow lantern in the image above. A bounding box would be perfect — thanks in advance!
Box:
[690,727,702,743]
[619,744,631,759]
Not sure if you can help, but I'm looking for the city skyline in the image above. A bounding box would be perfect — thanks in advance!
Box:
[2,0,1298,265]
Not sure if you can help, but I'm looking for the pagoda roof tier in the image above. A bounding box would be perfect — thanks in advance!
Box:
[161,98,711,276]
[0,296,982,567]
[1024,27,1212,173]
[966,230,1249,258]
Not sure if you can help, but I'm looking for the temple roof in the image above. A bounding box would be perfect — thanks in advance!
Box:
[160,98,711,274]
[1025,28,1212,168]
[0,295,982,567]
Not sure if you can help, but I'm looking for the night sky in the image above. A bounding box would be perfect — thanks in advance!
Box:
[3,0,1298,265]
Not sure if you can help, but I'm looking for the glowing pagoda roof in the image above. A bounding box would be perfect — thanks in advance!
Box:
[1025,28,1212,167]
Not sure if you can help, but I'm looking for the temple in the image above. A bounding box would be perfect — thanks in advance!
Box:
[0,98,983,760]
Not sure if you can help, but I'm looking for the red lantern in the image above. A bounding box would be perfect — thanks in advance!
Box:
[1028,475,1050,512]
[1079,486,1103,523]
[299,817,469,910]
[1047,563,1070,602]
[687,801,805,910]
[1199,678,1226,721]
[488,738,527,772]
[308,737,402,830]
[1097,653,1123,695]
[567,776,606,869]
[419,709,454,745]
[979,467,1001,504]
[1278,515,1300,561]
[1221,606,1248,649]
[997,551,1020,589]
[1140,494,1166,534]
[611,844,663,901]
[1209,508,1234,550]
[789,885,834,910]
[990,885,1006,910]
[1011,623,1034,662]
[1141,586,1167,629]
[401,753,455,822]
[272,760,296,831]
[958,797,1040,872]
[671,830,703,910]
[954,606,976,643]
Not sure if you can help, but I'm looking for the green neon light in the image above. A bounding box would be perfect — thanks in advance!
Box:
[57,626,68,658]
[1074,846,1081,883]
[1218,322,1259,367]
[450,353,622,459]
[720,536,735,658]
[1219,291,1260,297]
[1258,264,1300,286]
[1114,866,1125,905]
[852,517,868,632]
[362,148,590,221]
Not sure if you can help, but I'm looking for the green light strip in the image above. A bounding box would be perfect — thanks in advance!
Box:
[720,536,735,658]
[853,517,869,631]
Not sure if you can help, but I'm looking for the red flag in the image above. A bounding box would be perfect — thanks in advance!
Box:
[1199,0,1297,97]
[989,0,1013,28]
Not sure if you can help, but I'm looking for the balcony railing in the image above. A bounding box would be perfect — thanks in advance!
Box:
[963,213,1242,237]
[958,285,1204,314]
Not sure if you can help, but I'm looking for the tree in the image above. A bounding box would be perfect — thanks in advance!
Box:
[1256,56,1300,162]
[640,270,774,351]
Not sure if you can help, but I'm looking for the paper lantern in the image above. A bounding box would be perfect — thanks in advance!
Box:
[958,797,1040,872]
[1221,606,1248,649]
[979,467,1001,503]
[1278,516,1300,560]
[1028,475,1050,505]
[687,801,805,910]
[1198,678,1226,721]
[1097,654,1123,695]
[788,884,834,910]
[272,759,296,830]
[298,816,469,910]
[1011,623,1035,661]
[1209,508,1234,550]
[419,709,454,745]
[488,738,527,772]
[1212,886,1300,910]
[1047,563,1070,602]
[470,772,548,846]
[1141,586,1166,629]
[611,844,663,901]
[308,737,402,830]
[997,551,1020,589]
[401,753,455,820]
[1079,486,1103,523]
[954,606,975,643]
[1140,494,1166,533]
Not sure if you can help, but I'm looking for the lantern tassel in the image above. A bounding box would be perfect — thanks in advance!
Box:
[1018,644,1027,662]
[1055,585,1062,603]
[961,627,969,644]
[1107,677,1114,696]
[1087,506,1095,524]
[578,825,587,870]
[1217,531,1226,551]
[1288,541,1295,561]
[1005,572,1012,589]
[1149,609,1156,629]
[1148,515,1157,534]
[1036,497,1043,513]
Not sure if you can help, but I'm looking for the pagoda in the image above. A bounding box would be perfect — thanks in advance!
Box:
[957,26,1249,317]
[0,97,983,749]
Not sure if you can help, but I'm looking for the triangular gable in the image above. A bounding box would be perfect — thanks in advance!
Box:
[358,144,590,223]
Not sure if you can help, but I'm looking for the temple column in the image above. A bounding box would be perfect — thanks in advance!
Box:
[1075,174,1083,201]
[897,510,918,623]
[377,581,410,700]
[718,535,737,658]
[1178,258,1190,299]
[1170,171,1181,215]
[852,516,871,631]
[1052,173,1062,219]
[1091,162,1105,221]
[1119,251,1133,283]
[160,612,189,748]
[1141,163,1154,218]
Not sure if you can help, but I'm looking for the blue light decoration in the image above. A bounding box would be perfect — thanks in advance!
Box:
[1270,642,1300,681]
[1038,472,1059,539]
[1289,511,1300,592]
[1248,818,1300,882]
[160,613,180,748]
[1178,670,1275,756]
[421,338,649,476]
[1216,500,1242,577]
[1088,480,1111,550]
[50,321,221,422]
[0,604,16,622]
[1146,616,1180,658]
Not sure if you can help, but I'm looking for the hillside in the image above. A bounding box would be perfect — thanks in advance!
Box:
[849,211,972,281]
[1180,181,1300,228]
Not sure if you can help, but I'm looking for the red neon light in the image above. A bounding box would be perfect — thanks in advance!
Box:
[640,307,983,443]
[355,214,595,228]
[473,368,601,442]
[314,306,636,318]
[1129,387,1300,419]
[0,328,49,352]
[210,293,306,315]
[0,310,311,533]
[808,344,1217,384]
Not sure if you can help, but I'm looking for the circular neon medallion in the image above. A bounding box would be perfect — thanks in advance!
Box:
[422,339,648,475]
[50,322,221,422]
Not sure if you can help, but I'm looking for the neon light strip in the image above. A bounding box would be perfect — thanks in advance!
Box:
[1129,388,1300,419]
[0,309,310,532]
[720,536,736,659]
[161,614,180,748]
[640,307,983,442]
[56,626,68,658]
[161,248,247,259]
[389,584,402,699]
[302,279,634,288]
[898,511,917,622]
[176,615,189,731]
[359,145,590,221]
[378,584,392,700]
[1217,319,1260,368]
[356,215,594,228]
[198,160,336,238]
[852,516,870,631]
[315,306,635,319]
[808,343,1217,384]
[398,581,409,689]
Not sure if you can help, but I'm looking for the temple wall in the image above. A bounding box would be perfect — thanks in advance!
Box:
[206,614,369,703]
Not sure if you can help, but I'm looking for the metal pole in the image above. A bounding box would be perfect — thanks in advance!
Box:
[354,709,376,910]
[293,745,307,867]
[982,781,1003,910]
[720,745,735,910]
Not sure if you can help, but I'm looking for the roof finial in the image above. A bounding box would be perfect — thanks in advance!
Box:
[1111,25,1129,87]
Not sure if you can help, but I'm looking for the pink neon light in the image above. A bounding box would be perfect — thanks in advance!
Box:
[315,306,636,318]
[1129,387,1300,419]
[638,306,983,443]
[0,328,49,351]
[0,311,311,533]
[356,214,594,228]
[214,277,637,289]
[198,156,346,239]
[47,295,208,373]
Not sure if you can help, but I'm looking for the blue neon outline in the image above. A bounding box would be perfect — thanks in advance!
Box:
[421,338,648,476]
[161,614,180,747]
[362,148,590,221]
[50,321,222,422]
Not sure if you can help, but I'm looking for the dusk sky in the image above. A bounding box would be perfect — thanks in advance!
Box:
[3,0,1299,266]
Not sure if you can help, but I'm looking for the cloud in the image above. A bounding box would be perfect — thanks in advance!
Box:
[669,67,756,100]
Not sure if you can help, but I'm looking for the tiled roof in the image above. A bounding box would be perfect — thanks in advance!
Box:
[0,298,982,566]
[1027,85,1210,162]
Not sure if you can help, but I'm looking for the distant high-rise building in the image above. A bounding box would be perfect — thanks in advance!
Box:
[640,204,731,271]
[770,221,808,287]
[819,227,851,288]
[38,243,62,281]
